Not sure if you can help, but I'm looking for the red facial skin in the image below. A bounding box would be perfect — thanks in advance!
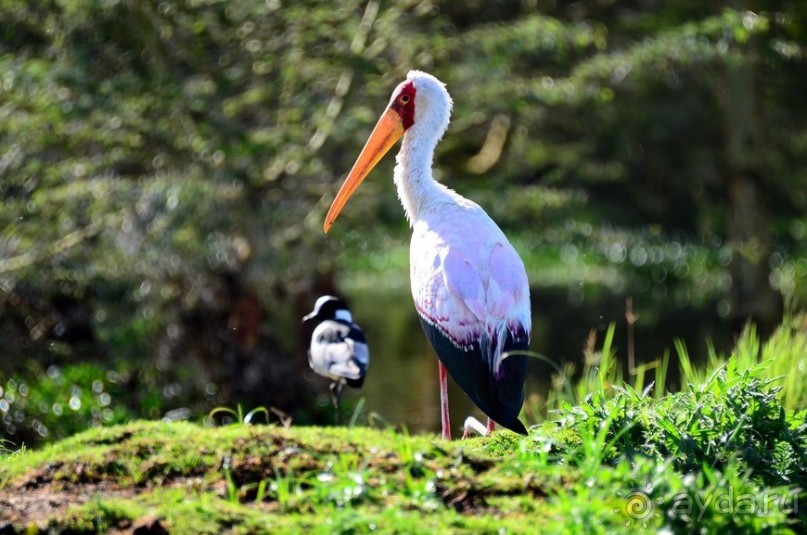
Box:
[390,81,416,130]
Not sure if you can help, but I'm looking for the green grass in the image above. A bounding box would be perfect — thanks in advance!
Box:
[1,315,805,534]
[1,411,801,533]
[528,313,807,421]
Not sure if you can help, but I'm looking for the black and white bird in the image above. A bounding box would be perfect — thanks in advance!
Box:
[302,295,369,423]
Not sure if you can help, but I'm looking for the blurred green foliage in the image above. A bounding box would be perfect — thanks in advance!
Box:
[1,362,132,442]
[1,1,805,446]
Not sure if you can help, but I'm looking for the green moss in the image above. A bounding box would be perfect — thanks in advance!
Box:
[2,344,804,534]
[56,498,147,534]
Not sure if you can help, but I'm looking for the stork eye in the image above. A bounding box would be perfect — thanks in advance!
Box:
[400,94,410,105]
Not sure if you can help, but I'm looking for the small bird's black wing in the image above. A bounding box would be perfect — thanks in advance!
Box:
[344,323,369,388]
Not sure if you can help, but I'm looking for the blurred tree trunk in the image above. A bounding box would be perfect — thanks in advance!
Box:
[722,32,781,335]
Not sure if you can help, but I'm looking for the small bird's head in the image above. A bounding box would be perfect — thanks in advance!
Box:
[303,295,352,323]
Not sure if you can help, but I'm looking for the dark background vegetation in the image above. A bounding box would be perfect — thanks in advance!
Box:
[1,0,805,447]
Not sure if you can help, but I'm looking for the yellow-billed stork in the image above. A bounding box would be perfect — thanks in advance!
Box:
[324,71,530,438]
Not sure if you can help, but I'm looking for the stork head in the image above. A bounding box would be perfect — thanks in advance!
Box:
[324,71,452,232]
[402,70,452,143]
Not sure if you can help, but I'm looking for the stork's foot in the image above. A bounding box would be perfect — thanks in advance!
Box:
[462,416,489,439]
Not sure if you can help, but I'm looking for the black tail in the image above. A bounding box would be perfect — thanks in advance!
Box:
[418,316,529,435]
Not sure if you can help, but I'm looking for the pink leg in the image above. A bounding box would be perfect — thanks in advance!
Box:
[439,361,451,440]
[486,418,496,434]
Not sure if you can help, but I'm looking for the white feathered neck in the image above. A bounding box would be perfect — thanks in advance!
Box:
[393,71,463,225]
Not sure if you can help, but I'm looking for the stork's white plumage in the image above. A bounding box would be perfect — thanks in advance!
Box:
[325,71,530,438]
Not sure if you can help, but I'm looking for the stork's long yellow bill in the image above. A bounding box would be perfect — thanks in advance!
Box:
[324,108,404,233]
